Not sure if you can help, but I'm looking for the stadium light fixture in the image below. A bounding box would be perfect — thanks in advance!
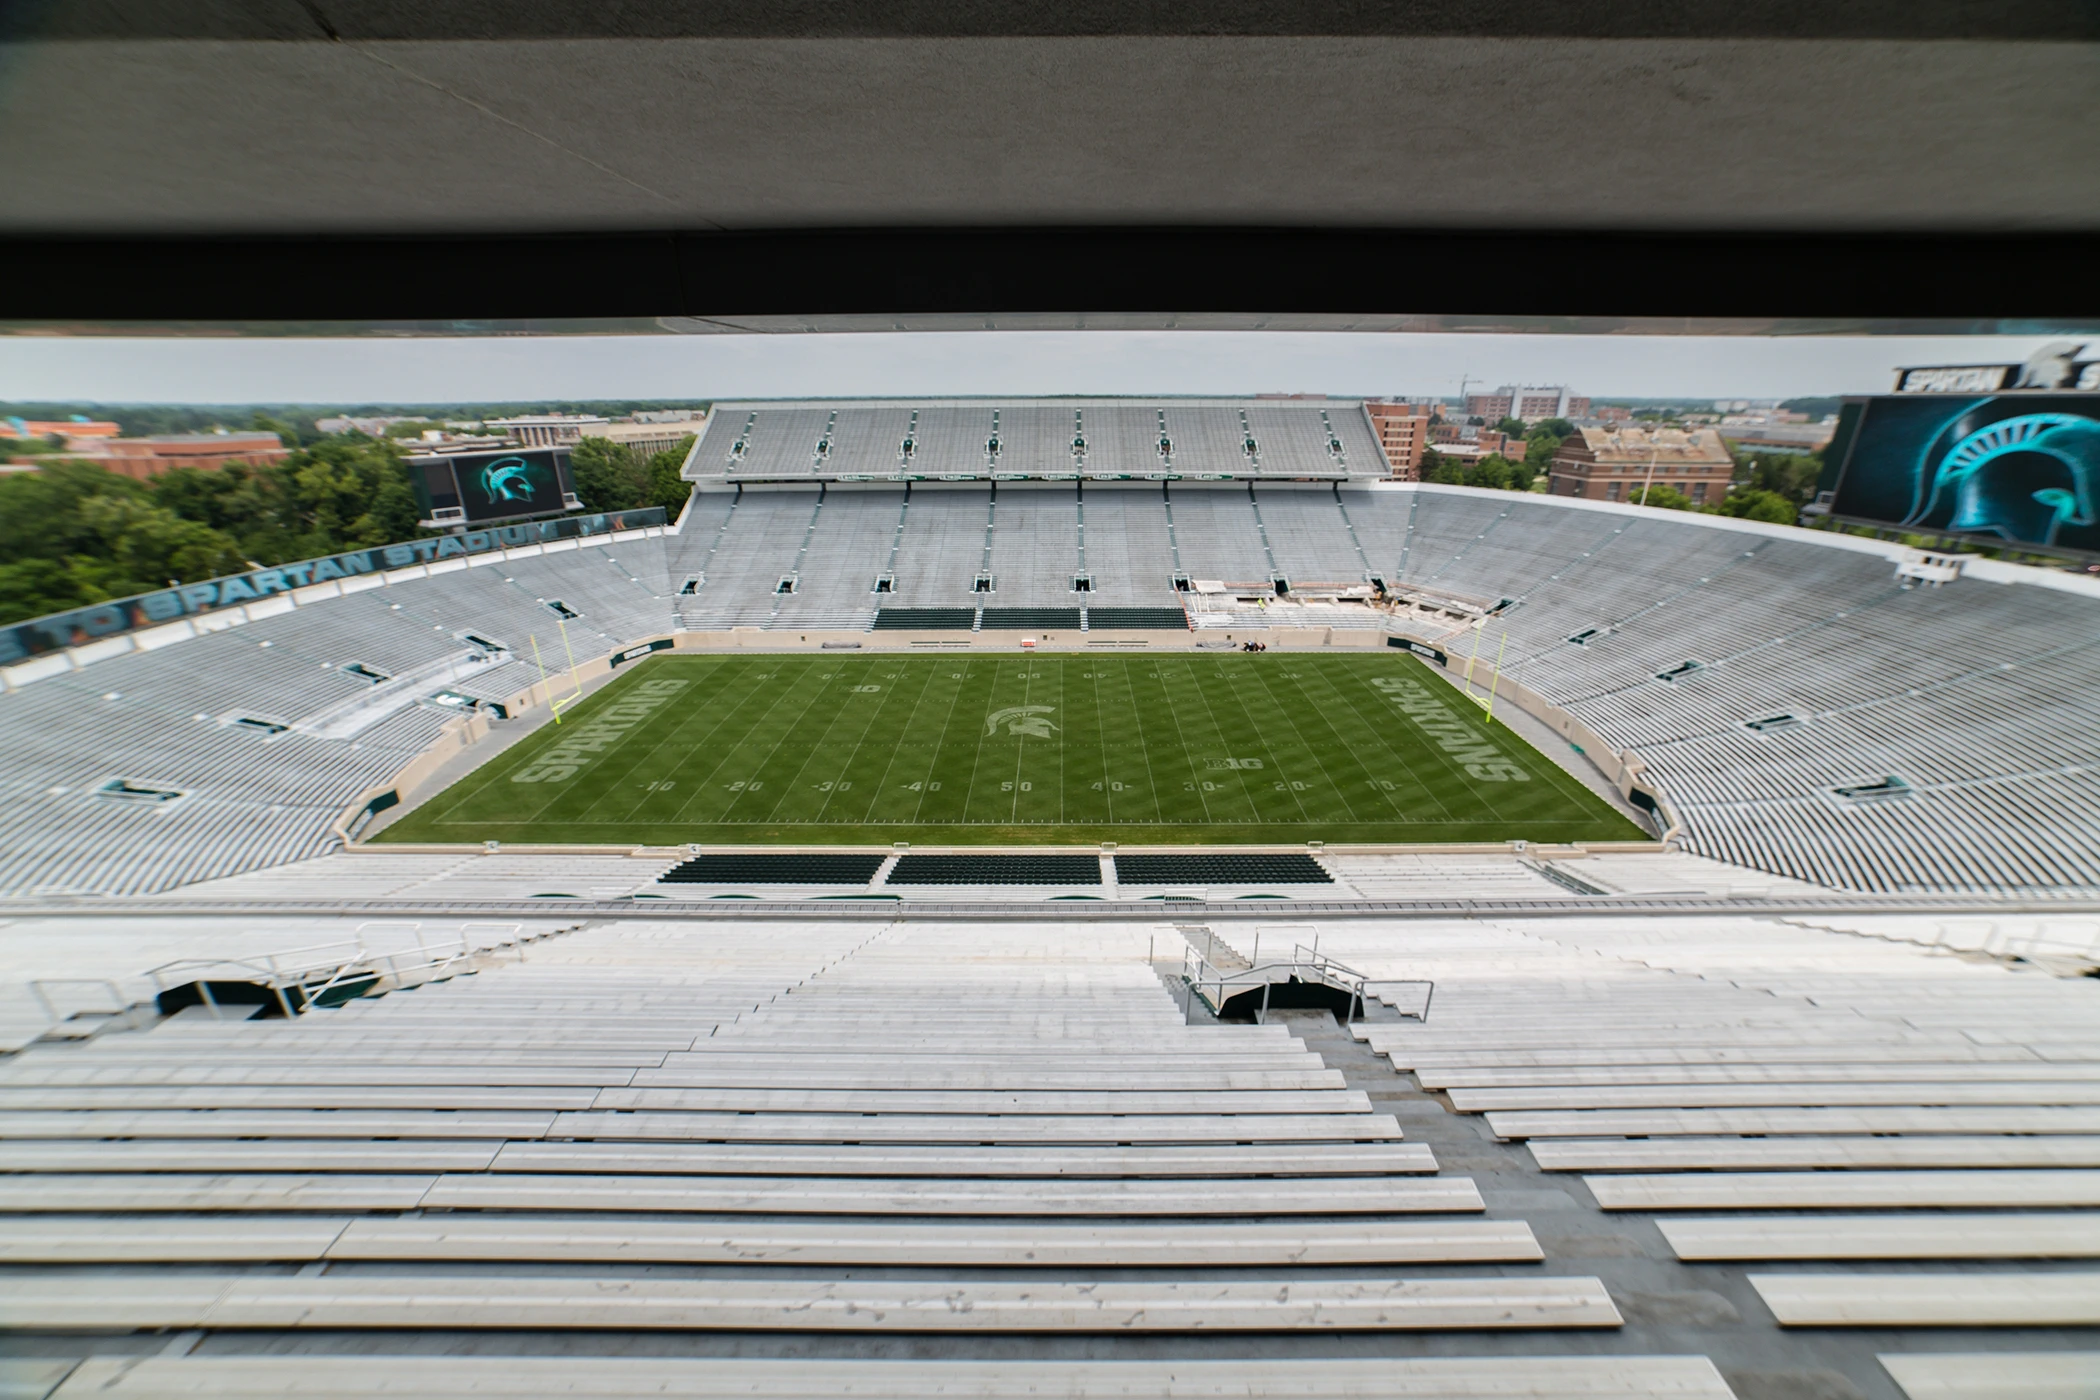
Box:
[1637,437,1662,509]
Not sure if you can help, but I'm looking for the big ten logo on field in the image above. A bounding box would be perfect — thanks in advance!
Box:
[510,678,690,783]
[985,706,1058,738]
[1204,758,1264,770]
[1368,675,1530,782]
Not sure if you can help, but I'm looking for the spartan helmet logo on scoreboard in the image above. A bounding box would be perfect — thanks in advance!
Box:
[477,457,539,505]
[2011,341,2086,391]
[1904,401,2100,547]
[985,706,1059,738]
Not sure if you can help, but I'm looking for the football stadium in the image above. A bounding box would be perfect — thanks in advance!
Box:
[4,2,2100,1392]
[1,387,2098,1400]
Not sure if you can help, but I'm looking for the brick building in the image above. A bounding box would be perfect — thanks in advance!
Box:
[2,419,120,444]
[92,432,291,480]
[1465,385,1591,424]
[1549,426,1734,505]
[1361,401,1432,477]
[1430,424,1515,454]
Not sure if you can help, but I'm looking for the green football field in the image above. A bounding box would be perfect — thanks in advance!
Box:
[376,653,1645,847]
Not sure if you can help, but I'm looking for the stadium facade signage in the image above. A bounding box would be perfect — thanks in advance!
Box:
[510,676,690,783]
[610,639,677,667]
[1369,674,1531,782]
[1386,638,1449,664]
[0,508,665,666]
[1895,343,2100,395]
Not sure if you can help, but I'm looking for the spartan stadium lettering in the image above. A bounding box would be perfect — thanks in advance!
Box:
[1369,674,1530,783]
[511,677,690,782]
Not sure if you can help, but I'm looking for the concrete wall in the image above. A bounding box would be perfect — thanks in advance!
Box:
[1409,644,1682,842]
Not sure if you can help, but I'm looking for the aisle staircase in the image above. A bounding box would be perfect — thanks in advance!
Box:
[0,917,1721,1398]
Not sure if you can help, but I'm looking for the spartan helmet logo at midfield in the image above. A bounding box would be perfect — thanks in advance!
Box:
[985,706,1059,738]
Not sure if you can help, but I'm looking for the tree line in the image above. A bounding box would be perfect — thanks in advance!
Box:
[0,400,710,443]
[0,421,695,628]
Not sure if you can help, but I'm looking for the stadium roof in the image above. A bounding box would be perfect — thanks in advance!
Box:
[0,3,2093,320]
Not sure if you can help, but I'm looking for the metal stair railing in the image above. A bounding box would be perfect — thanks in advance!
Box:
[143,921,552,1021]
[1179,941,1434,1025]
[1180,942,1372,1024]
[27,978,156,1034]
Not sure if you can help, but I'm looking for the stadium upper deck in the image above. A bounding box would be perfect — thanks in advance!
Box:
[692,400,1390,483]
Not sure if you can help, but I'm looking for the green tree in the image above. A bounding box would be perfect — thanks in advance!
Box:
[0,459,150,566]
[1420,447,1544,496]
[569,436,651,511]
[1778,397,1841,420]
[1514,422,1572,493]
[1627,484,1697,511]
[644,438,696,517]
[351,470,423,546]
[1,434,67,456]
[0,557,97,622]
[1734,450,1823,507]
[1711,487,1797,524]
[150,434,420,565]
[1420,449,1463,485]
[1465,454,1517,491]
[249,412,308,448]
[1493,416,1527,437]
[73,494,248,594]
[0,419,708,628]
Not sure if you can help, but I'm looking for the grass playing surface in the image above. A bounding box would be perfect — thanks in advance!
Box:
[376,653,1645,847]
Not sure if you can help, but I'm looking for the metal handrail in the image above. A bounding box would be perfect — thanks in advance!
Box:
[1371,978,1437,1022]
[28,922,573,1036]
[1179,941,1433,1024]
[28,978,146,1029]
[1181,943,1376,1024]
[143,923,551,1020]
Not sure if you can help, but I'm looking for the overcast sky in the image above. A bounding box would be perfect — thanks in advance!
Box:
[0,330,2079,404]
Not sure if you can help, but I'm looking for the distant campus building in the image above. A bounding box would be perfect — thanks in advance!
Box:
[86,432,292,480]
[2,418,121,443]
[580,420,703,458]
[481,414,609,447]
[1549,426,1733,504]
[1464,385,1591,424]
[1361,401,1432,478]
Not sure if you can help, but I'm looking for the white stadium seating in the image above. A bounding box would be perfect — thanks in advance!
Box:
[3,432,2096,896]
[0,909,2092,1397]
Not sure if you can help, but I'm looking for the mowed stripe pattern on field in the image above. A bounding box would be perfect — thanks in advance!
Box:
[380,655,1634,846]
